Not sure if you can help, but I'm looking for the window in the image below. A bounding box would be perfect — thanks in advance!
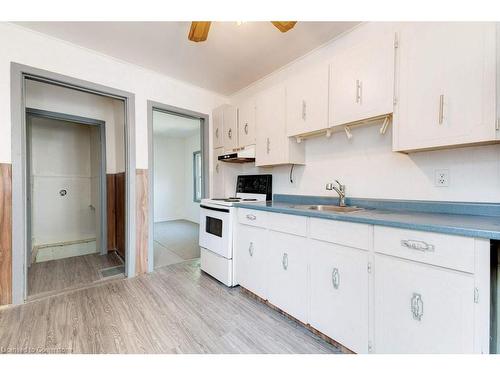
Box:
[193,150,202,202]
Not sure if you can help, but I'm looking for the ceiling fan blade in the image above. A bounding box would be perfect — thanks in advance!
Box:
[271,21,297,33]
[188,21,212,42]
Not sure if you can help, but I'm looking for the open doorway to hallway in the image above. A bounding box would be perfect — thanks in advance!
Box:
[152,110,203,269]
[25,79,126,300]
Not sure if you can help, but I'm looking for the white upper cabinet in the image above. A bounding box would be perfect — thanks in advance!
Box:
[255,84,305,167]
[394,22,498,152]
[329,32,396,127]
[222,105,238,151]
[286,64,329,137]
[237,99,256,147]
[212,147,225,197]
[212,106,224,149]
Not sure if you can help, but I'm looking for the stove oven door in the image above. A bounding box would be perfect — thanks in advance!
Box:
[199,204,233,259]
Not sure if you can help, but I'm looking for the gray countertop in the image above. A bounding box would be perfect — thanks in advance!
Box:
[234,196,500,240]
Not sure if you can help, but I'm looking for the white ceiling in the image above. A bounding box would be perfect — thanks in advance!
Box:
[14,21,359,95]
[153,110,200,138]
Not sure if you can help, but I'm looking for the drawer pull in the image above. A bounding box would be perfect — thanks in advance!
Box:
[246,214,256,221]
[282,252,288,270]
[411,293,424,321]
[332,267,340,289]
[401,239,435,252]
[248,242,254,257]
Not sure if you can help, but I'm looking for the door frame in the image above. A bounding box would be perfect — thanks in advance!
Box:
[11,63,136,304]
[147,100,209,272]
[25,108,108,262]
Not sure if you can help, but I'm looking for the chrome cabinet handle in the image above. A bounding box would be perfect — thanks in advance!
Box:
[332,267,340,289]
[411,293,424,321]
[248,242,254,257]
[246,214,256,221]
[228,128,232,139]
[266,138,270,154]
[356,79,362,104]
[438,94,444,124]
[282,252,288,270]
[301,100,306,121]
[216,128,219,138]
[244,123,249,134]
[401,239,435,252]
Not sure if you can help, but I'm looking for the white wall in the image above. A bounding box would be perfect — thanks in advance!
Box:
[153,136,186,222]
[25,79,125,174]
[0,22,227,168]
[153,132,201,223]
[30,118,96,246]
[228,22,500,203]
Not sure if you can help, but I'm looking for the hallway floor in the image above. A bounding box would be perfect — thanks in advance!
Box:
[28,252,124,299]
[154,219,200,268]
[0,260,340,354]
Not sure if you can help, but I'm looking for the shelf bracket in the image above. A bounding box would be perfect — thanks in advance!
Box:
[379,115,391,135]
[344,125,353,140]
[295,136,302,144]
[325,129,332,138]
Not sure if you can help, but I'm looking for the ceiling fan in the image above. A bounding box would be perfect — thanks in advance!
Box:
[188,21,297,42]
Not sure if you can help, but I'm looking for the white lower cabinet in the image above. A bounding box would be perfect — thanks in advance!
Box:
[235,209,486,354]
[309,240,369,353]
[374,254,475,353]
[267,231,308,323]
[235,224,268,299]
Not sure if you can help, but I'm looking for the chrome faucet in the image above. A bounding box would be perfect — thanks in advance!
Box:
[326,180,346,207]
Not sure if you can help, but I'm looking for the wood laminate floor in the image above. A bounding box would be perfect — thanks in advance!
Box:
[154,220,200,268]
[28,252,124,299]
[1,260,341,354]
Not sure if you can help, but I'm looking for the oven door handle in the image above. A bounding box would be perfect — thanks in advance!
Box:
[200,204,230,213]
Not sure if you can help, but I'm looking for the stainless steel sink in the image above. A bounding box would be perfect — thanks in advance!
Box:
[291,204,364,213]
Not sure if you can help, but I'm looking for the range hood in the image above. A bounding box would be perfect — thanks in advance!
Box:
[218,144,255,163]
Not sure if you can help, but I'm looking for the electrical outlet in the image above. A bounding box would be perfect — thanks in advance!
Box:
[434,169,449,187]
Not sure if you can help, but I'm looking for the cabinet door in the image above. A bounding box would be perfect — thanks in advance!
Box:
[222,105,238,151]
[309,240,369,353]
[374,254,475,353]
[238,99,256,147]
[286,64,329,137]
[329,33,395,127]
[212,106,224,149]
[267,231,308,323]
[395,23,496,151]
[235,224,268,299]
[212,147,224,198]
[255,84,288,166]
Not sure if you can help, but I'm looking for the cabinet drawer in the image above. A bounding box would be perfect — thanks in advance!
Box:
[237,208,268,228]
[310,218,371,250]
[374,226,475,273]
[267,212,307,237]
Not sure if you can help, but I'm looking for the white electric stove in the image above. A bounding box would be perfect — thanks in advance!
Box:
[199,175,272,286]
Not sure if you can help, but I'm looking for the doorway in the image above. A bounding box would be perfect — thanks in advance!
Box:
[10,63,136,304]
[26,109,124,298]
[148,102,209,271]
